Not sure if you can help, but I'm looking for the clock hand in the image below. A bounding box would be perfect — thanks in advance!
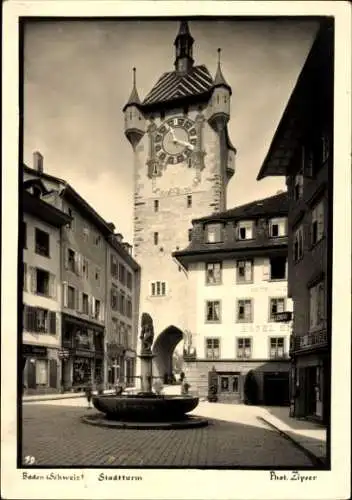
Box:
[175,139,194,150]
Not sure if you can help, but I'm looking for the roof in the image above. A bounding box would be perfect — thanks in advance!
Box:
[193,191,289,224]
[23,190,72,228]
[213,62,232,94]
[141,65,214,107]
[256,22,333,181]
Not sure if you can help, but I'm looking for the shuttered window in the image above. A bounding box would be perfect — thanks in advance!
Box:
[236,299,253,322]
[23,305,56,334]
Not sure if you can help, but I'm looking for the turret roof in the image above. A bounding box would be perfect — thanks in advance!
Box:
[123,68,141,111]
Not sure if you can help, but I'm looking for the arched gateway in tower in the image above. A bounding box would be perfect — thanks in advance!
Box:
[123,20,236,382]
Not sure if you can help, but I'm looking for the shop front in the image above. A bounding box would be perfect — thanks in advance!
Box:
[22,344,60,394]
[61,314,105,391]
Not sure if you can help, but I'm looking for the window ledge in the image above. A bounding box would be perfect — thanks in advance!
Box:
[269,278,287,282]
[205,282,222,286]
[205,320,221,324]
[236,320,253,324]
[236,280,254,285]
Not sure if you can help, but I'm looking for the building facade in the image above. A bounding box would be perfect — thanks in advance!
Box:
[256,22,333,422]
[22,181,71,394]
[22,153,140,391]
[123,20,236,379]
[174,192,292,404]
[106,231,140,387]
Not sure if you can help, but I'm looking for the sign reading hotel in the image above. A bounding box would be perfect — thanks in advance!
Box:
[272,311,293,323]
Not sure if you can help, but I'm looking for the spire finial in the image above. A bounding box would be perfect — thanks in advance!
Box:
[133,67,136,87]
[217,48,222,65]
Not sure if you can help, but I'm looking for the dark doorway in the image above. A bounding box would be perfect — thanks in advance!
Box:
[263,372,289,406]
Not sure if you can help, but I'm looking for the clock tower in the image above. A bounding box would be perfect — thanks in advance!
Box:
[123,20,236,381]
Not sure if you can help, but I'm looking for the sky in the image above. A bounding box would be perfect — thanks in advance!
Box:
[23,18,319,243]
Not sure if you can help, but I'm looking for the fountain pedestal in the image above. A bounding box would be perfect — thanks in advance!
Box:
[138,351,155,393]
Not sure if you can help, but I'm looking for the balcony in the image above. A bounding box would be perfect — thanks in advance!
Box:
[290,330,328,353]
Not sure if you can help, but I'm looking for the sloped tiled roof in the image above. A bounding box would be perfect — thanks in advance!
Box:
[142,65,214,107]
[193,191,289,224]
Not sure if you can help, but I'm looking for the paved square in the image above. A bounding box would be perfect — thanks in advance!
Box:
[21,400,314,467]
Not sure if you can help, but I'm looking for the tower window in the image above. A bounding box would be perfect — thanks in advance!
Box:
[150,281,167,297]
[188,158,192,168]
[154,232,159,245]
[154,200,159,212]
[188,228,192,242]
[187,195,192,208]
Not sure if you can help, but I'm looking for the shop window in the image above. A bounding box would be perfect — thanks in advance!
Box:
[236,260,253,283]
[236,299,253,323]
[293,226,304,262]
[82,293,89,315]
[269,218,286,238]
[309,280,325,330]
[269,298,286,321]
[220,376,229,392]
[206,262,222,285]
[205,338,220,359]
[35,228,50,257]
[311,199,324,246]
[150,281,167,297]
[236,221,253,241]
[269,256,287,280]
[269,337,285,359]
[205,300,221,322]
[236,338,252,359]
[205,223,223,243]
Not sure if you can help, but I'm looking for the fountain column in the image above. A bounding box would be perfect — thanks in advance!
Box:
[139,352,155,393]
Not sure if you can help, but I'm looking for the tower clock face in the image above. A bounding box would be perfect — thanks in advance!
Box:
[154,117,197,164]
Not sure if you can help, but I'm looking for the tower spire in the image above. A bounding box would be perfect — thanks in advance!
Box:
[126,67,141,107]
[174,20,194,74]
[213,48,232,93]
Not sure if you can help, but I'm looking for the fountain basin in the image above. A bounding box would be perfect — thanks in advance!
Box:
[92,394,199,422]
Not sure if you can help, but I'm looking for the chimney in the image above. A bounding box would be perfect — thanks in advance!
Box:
[107,222,116,232]
[33,151,44,173]
[115,233,123,243]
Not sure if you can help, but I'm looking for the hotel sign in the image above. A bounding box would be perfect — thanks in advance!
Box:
[272,312,292,323]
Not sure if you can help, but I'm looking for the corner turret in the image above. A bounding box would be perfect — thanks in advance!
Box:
[123,68,145,148]
[208,49,232,130]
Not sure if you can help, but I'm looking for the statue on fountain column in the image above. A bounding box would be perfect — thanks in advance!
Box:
[140,312,155,355]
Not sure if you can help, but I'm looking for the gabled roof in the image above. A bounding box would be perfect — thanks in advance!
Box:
[142,65,214,107]
[193,191,289,224]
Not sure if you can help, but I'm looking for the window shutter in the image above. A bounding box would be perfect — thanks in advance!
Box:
[89,295,93,316]
[74,252,80,274]
[309,288,316,328]
[91,297,96,318]
[49,274,56,299]
[285,259,288,280]
[279,220,286,237]
[100,301,105,322]
[74,288,79,311]
[49,312,57,334]
[317,202,324,238]
[30,267,37,293]
[63,245,69,269]
[23,305,28,331]
[245,261,252,281]
[245,301,251,320]
[77,291,82,313]
[62,282,68,308]
[26,264,31,292]
[262,259,270,281]
[246,223,253,239]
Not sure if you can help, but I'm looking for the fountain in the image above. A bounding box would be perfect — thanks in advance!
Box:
[82,313,208,429]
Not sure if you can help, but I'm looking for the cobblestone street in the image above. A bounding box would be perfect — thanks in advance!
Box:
[22,400,315,467]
